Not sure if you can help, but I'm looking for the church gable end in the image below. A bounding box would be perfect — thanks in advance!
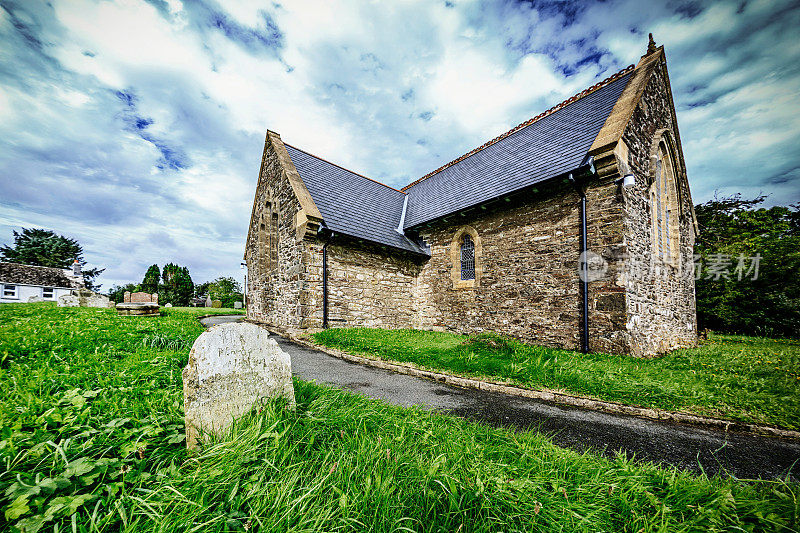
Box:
[245,132,322,328]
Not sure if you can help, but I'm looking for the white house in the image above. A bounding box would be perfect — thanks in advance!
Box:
[0,262,83,303]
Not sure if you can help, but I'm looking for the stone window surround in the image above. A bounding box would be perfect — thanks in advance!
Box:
[647,129,682,268]
[450,225,482,289]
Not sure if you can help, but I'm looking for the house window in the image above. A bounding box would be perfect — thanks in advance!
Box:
[461,234,475,280]
[650,140,680,265]
[42,287,54,299]
[2,284,18,299]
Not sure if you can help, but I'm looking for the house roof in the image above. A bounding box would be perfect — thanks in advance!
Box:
[284,144,429,255]
[402,67,633,228]
[0,262,82,288]
[278,63,638,254]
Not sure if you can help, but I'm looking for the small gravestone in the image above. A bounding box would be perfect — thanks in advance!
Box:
[58,288,113,308]
[234,301,243,309]
[164,303,173,308]
[182,323,294,449]
[212,300,222,308]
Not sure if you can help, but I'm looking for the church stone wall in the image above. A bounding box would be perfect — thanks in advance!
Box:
[303,238,422,329]
[619,63,697,355]
[415,181,630,354]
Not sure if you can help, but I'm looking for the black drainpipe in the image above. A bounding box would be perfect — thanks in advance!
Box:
[322,233,332,329]
[568,173,590,354]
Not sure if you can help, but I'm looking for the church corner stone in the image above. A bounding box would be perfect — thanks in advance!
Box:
[182,322,295,450]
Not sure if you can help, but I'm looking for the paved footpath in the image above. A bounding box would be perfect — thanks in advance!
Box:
[200,316,800,480]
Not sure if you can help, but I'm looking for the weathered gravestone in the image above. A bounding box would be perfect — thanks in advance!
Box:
[164,303,173,308]
[205,296,212,307]
[212,300,222,308]
[124,291,159,304]
[59,288,114,308]
[182,322,295,449]
[234,301,243,309]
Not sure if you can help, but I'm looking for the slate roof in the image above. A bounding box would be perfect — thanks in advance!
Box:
[402,68,633,229]
[284,144,429,255]
[0,262,82,288]
[280,65,634,254]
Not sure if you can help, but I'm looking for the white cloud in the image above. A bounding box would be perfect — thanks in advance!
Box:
[0,0,798,290]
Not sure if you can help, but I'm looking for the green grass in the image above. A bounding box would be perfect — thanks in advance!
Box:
[311,328,800,430]
[0,304,797,532]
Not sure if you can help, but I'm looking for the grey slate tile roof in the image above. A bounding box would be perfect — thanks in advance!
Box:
[284,145,429,255]
[0,262,82,288]
[281,67,633,254]
[403,70,633,229]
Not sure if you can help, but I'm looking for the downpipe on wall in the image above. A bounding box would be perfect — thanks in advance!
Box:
[322,232,334,329]
[568,173,590,354]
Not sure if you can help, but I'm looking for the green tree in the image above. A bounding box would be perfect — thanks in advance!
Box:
[108,283,140,304]
[159,263,194,306]
[141,264,160,294]
[0,228,105,290]
[694,194,800,337]
[206,276,243,308]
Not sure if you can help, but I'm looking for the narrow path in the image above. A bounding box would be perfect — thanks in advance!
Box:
[200,316,800,480]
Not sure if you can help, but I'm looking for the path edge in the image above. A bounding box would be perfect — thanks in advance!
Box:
[250,321,800,441]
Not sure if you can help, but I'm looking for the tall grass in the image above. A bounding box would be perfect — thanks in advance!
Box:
[0,304,797,532]
[312,328,800,429]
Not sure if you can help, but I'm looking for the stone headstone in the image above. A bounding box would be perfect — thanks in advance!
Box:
[234,301,243,309]
[27,295,43,303]
[57,288,112,308]
[57,294,80,307]
[165,303,173,308]
[182,323,294,449]
[128,292,158,304]
[212,300,222,308]
[205,296,212,307]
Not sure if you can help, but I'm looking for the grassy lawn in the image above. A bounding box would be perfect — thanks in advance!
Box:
[0,304,797,532]
[312,328,800,430]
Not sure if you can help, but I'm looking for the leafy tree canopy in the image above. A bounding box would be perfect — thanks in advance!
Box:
[160,263,194,306]
[0,228,105,290]
[694,194,799,337]
[141,264,160,294]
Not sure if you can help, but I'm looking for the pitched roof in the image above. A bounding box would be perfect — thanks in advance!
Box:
[0,262,82,288]
[284,144,429,255]
[402,66,634,228]
[278,64,636,253]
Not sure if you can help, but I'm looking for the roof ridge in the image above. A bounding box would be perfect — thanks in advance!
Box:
[401,64,636,192]
[284,142,405,194]
[1,262,66,270]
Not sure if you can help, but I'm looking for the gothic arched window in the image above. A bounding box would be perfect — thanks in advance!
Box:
[450,226,481,289]
[650,140,680,265]
[461,234,475,280]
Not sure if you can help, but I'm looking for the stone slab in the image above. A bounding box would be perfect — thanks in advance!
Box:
[182,322,295,449]
[116,302,160,316]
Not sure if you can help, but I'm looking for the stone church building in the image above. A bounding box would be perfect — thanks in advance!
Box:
[245,38,698,357]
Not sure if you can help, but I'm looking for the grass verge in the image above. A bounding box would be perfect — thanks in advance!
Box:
[311,328,800,430]
[0,304,797,532]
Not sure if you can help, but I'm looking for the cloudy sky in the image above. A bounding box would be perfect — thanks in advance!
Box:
[1,0,798,289]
